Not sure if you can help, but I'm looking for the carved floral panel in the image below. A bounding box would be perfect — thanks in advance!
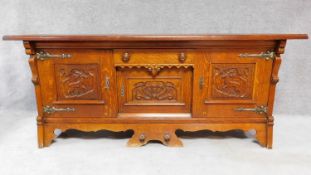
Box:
[211,64,255,99]
[55,64,100,100]
[132,81,177,101]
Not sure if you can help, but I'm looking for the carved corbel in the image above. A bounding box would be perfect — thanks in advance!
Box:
[24,41,39,85]
[270,57,282,85]
[275,40,287,55]
[23,41,35,55]
[28,55,39,85]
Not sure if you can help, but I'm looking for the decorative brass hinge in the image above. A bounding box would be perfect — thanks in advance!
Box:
[36,51,72,60]
[43,106,75,114]
[239,51,275,61]
[234,105,268,115]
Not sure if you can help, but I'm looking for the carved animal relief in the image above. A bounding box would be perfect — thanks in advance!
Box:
[55,64,100,100]
[133,81,177,101]
[211,64,254,99]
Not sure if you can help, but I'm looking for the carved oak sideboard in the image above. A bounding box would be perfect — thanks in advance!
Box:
[3,34,308,148]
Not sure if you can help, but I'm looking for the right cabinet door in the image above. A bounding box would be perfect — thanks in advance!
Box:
[201,51,273,118]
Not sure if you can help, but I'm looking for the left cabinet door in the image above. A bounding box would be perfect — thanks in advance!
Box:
[37,49,116,118]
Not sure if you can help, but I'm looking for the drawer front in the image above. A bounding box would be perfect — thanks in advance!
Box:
[114,49,194,64]
[194,51,273,118]
[116,66,193,114]
[37,49,116,118]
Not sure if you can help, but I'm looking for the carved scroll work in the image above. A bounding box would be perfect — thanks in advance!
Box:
[115,64,194,77]
[133,81,177,101]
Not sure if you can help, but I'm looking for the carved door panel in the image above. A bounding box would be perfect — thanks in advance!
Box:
[199,51,273,118]
[116,66,193,116]
[37,49,116,117]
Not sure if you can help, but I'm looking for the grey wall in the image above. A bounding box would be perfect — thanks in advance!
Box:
[0,0,310,115]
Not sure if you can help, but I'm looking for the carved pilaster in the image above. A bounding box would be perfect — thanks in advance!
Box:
[28,55,44,125]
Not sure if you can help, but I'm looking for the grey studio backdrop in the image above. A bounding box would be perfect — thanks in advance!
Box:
[0,0,310,116]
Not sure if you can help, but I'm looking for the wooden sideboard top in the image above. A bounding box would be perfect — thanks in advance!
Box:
[2,34,308,41]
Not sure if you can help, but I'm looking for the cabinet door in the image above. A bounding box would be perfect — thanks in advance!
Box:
[37,49,116,117]
[198,51,273,118]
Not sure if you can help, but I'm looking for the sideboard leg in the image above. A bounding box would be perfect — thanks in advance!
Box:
[267,123,274,149]
[37,124,55,148]
[256,127,267,148]
[37,123,44,148]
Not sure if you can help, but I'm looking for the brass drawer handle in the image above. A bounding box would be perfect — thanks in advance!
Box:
[43,106,75,114]
[239,51,275,61]
[122,52,130,62]
[36,51,72,60]
[179,52,186,63]
[234,106,267,114]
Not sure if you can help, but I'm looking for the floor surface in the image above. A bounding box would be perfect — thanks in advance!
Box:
[0,110,310,175]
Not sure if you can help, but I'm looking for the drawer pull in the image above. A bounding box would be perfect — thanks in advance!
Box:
[43,106,75,114]
[239,51,275,61]
[179,52,186,63]
[36,51,72,60]
[122,52,130,62]
[234,106,267,114]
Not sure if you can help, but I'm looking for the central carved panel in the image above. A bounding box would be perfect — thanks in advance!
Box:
[55,64,100,100]
[133,81,177,101]
[117,66,192,113]
[211,64,255,99]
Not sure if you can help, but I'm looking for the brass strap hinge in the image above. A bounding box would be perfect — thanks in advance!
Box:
[239,51,275,61]
[36,51,72,60]
[43,106,75,114]
[234,105,268,115]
